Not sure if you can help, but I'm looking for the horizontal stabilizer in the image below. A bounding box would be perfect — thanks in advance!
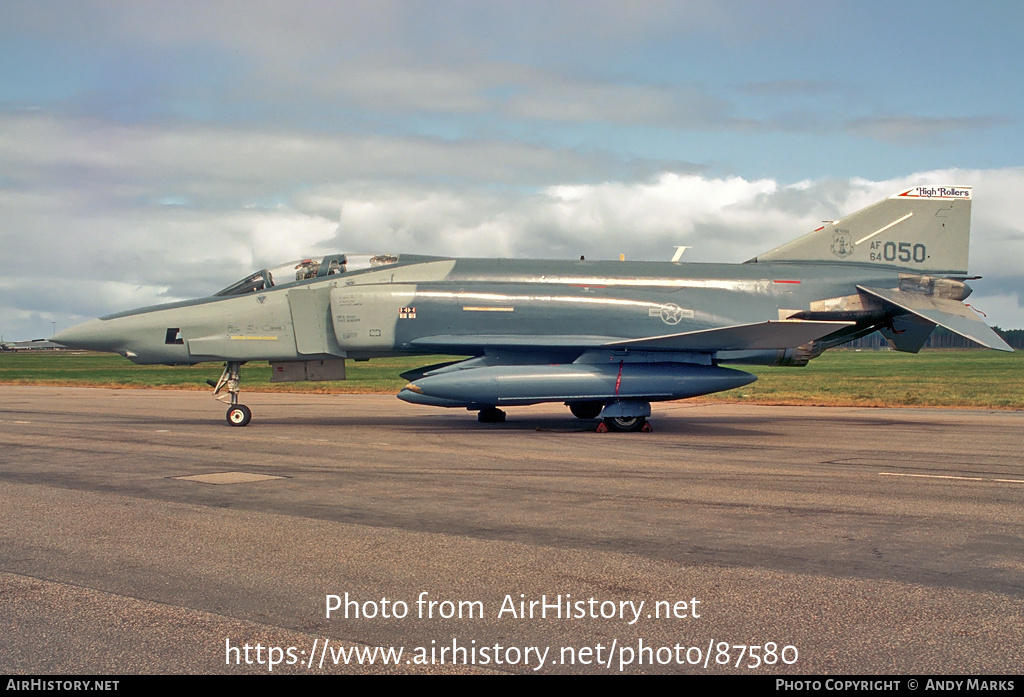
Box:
[858,286,1012,352]
[605,320,853,351]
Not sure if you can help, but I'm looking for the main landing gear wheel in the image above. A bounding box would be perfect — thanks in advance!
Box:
[568,401,603,419]
[226,404,252,427]
[478,407,506,423]
[603,415,647,433]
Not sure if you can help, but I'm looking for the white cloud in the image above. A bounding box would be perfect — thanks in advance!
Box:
[250,213,340,267]
[541,173,779,250]
[0,4,824,135]
[0,113,616,201]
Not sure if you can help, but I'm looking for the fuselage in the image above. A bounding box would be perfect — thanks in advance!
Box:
[54,254,897,366]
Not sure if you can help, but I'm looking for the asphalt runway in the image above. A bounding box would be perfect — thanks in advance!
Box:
[1,385,1021,674]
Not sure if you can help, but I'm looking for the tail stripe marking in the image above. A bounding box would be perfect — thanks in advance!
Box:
[855,212,914,246]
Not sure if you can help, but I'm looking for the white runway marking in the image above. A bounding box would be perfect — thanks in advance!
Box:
[880,472,1024,485]
[176,472,285,484]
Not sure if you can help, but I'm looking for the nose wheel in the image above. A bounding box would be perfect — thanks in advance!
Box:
[226,404,252,427]
[213,361,252,426]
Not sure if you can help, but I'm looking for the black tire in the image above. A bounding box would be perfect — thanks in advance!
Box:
[603,415,646,432]
[568,401,603,419]
[477,407,506,423]
[226,404,252,427]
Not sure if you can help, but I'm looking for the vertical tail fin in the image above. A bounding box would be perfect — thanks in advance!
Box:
[748,186,972,275]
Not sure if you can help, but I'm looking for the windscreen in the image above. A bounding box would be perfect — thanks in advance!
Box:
[213,253,398,296]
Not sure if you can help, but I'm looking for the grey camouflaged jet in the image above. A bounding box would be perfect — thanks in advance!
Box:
[53,186,1011,431]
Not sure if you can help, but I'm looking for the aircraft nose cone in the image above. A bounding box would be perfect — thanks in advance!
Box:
[52,318,127,353]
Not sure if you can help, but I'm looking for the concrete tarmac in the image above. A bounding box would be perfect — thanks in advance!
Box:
[1,386,1022,674]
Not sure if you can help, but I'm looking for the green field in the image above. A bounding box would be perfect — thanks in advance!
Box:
[1,349,1021,409]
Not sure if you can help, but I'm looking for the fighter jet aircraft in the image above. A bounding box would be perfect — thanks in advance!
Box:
[53,186,1010,431]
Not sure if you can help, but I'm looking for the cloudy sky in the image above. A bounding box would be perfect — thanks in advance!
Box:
[1,1,1022,340]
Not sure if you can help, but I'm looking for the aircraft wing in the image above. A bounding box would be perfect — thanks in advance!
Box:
[857,286,1012,352]
[409,335,626,350]
[604,320,854,351]
[409,320,853,354]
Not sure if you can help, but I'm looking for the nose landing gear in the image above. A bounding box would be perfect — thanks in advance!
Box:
[213,361,252,426]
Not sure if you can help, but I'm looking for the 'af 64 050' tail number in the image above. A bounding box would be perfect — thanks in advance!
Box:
[869,241,927,263]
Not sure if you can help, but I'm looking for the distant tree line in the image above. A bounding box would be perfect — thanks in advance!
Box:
[841,326,1024,350]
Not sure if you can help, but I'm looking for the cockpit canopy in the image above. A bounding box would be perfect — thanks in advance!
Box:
[214,253,399,297]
